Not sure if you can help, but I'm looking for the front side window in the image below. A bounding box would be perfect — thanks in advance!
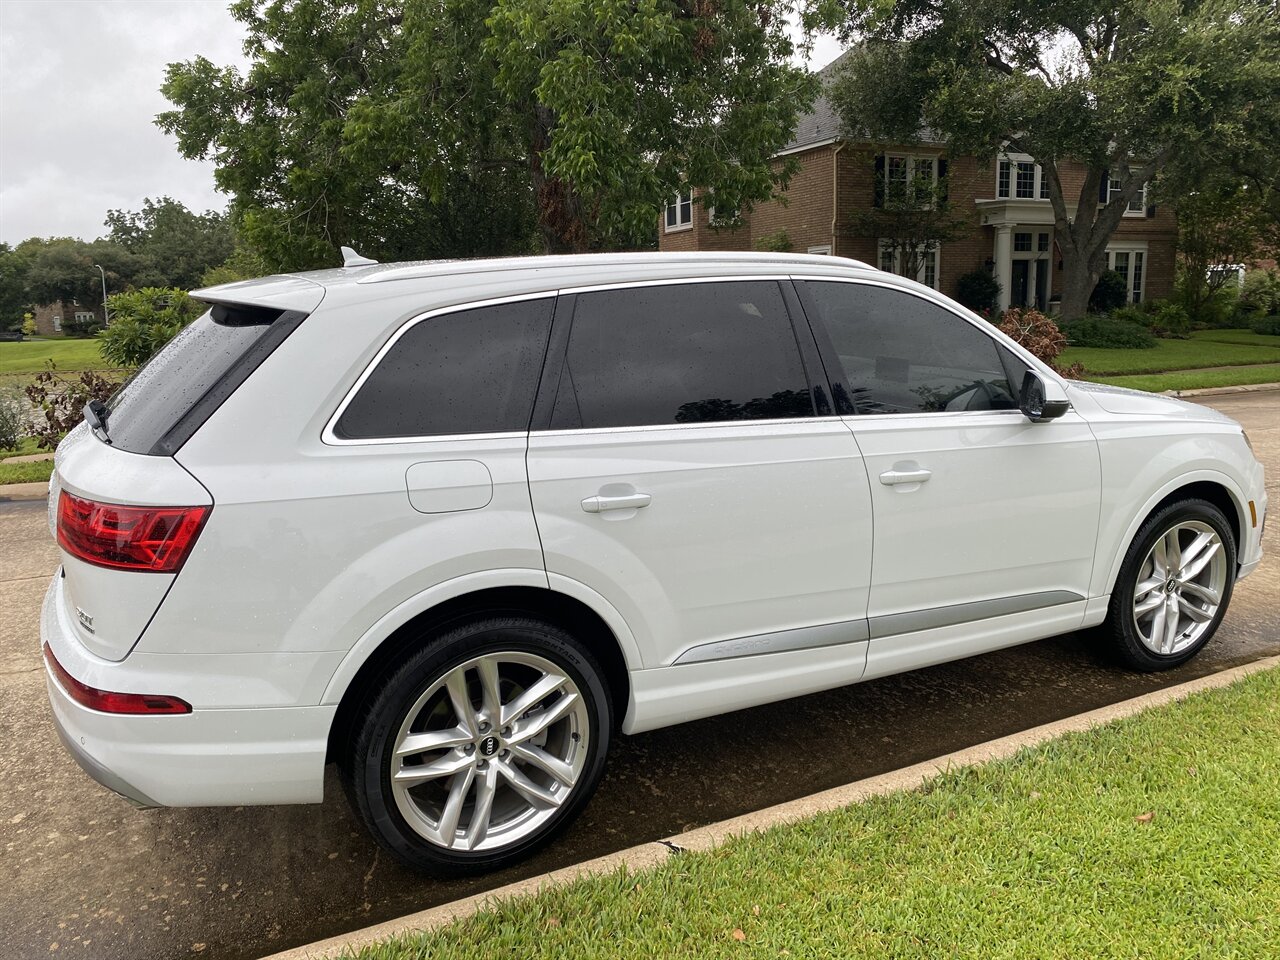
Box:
[552,281,813,429]
[665,190,693,231]
[802,281,1024,415]
[334,298,553,440]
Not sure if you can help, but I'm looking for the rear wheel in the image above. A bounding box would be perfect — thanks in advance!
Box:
[1104,498,1236,671]
[340,616,611,876]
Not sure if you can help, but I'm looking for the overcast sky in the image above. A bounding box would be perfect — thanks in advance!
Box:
[0,0,842,247]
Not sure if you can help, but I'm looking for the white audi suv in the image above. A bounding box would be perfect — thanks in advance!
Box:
[41,252,1266,874]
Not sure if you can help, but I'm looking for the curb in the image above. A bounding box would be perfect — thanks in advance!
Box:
[261,652,1280,960]
[0,481,50,502]
[1165,381,1280,398]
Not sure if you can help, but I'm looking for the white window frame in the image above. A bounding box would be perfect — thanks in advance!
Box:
[664,190,693,233]
[807,245,832,255]
[52,315,62,333]
[1101,174,1148,216]
[1105,242,1149,303]
[878,240,940,290]
[885,153,940,208]
[74,311,94,324]
[707,192,741,229]
[996,153,1050,201]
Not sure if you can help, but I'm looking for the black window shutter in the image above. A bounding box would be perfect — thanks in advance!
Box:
[873,154,885,208]
[1146,203,1157,218]
[1098,173,1109,204]
[937,158,949,203]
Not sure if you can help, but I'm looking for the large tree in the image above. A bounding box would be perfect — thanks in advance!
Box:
[157,0,816,264]
[823,0,1280,319]
[17,238,146,311]
[104,197,236,290]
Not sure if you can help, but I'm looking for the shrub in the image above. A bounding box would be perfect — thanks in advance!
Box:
[20,313,36,337]
[1240,269,1280,317]
[1089,270,1128,313]
[24,362,119,450]
[994,308,1083,377]
[1060,316,1158,349]
[753,230,792,253]
[1250,314,1280,336]
[99,287,202,367]
[0,388,25,452]
[954,269,1000,314]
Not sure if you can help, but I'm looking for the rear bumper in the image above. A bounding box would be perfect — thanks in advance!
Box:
[42,574,335,807]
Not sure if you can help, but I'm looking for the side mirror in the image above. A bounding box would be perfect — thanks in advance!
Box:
[1020,370,1071,422]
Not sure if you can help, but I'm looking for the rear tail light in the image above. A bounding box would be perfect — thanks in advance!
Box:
[57,491,210,573]
[43,643,191,715]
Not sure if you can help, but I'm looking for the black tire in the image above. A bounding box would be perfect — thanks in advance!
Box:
[1103,498,1236,671]
[339,616,612,876]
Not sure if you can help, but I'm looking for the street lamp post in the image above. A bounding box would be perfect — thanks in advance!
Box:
[93,264,110,326]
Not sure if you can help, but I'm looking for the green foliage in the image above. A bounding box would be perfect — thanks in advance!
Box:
[0,387,24,451]
[98,288,202,368]
[1061,316,1158,349]
[157,0,818,261]
[954,269,1000,314]
[104,196,235,290]
[16,236,145,308]
[1250,315,1280,336]
[0,243,34,329]
[1089,271,1129,314]
[199,243,271,287]
[824,0,1280,320]
[20,314,36,337]
[1240,269,1280,318]
[753,230,793,253]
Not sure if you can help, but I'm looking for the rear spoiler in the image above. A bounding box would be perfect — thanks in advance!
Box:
[190,274,326,314]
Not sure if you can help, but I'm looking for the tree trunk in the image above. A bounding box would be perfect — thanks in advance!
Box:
[529,105,589,254]
[1057,243,1105,320]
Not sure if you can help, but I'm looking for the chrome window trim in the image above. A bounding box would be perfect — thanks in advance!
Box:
[530,415,847,440]
[556,274,792,296]
[321,291,558,447]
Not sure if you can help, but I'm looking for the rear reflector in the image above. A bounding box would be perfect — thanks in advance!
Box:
[43,643,192,715]
[57,491,210,573]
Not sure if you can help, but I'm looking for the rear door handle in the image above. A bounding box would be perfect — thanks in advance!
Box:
[879,468,932,486]
[581,492,652,513]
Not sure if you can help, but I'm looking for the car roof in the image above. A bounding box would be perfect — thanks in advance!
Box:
[192,252,880,311]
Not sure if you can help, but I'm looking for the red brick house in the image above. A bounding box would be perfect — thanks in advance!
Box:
[659,54,1177,313]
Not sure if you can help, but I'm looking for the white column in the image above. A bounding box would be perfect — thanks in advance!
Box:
[993,226,1013,311]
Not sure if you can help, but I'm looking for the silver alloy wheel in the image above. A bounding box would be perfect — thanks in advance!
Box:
[1132,520,1228,656]
[389,651,590,852]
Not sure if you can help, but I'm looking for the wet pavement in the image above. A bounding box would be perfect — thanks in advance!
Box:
[2,391,1277,960]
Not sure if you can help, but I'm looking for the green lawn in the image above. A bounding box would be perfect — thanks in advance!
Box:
[1061,329,1280,375]
[0,337,114,374]
[1091,364,1280,393]
[355,666,1280,960]
[0,437,42,460]
[0,458,53,485]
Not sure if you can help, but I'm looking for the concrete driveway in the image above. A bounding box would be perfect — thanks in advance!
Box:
[2,391,1277,960]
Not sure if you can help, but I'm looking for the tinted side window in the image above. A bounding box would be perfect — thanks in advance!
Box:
[334,298,553,439]
[803,281,1018,414]
[554,281,813,429]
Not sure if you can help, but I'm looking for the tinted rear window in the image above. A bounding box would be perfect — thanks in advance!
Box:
[333,298,554,440]
[552,281,813,429]
[105,304,284,454]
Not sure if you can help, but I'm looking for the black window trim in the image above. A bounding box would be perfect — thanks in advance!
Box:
[791,275,1045,420]
[321,291,559,445]
[529,275,831,435]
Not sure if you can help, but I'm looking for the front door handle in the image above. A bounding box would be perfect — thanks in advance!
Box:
[581,492,652,513]
[879,468,932,486]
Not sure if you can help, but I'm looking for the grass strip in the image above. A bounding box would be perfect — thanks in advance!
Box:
[0,437,43,460]
[0,459,54,485]
[1061,330,1280,375]
[353,665,1280,960]
[0,338,113,374]
[1090,364,1280,393]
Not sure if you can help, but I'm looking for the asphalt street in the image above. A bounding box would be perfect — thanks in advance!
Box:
[2,391,1277,960]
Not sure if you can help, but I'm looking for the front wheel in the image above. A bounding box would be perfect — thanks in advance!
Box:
[340,616,612,876]
[1104,498,1236,671]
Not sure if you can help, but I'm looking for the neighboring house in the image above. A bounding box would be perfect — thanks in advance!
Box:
[659,54,1177,312]
[30,301,105,337]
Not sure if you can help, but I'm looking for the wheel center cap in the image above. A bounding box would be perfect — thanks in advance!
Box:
[1165,578,1179,594]
[478,735,500,757]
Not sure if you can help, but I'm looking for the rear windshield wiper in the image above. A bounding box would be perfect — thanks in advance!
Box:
[84,400,112,445]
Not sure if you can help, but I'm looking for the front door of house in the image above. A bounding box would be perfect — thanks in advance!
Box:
[1011,260,1030,307]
